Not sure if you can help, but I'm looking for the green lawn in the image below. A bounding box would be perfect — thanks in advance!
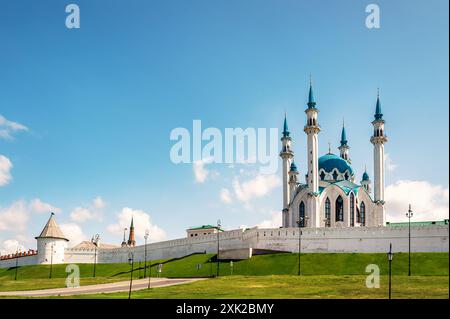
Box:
[0,252,448,294]
[53,275,450,299]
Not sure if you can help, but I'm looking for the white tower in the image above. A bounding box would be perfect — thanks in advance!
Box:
[303,82,321,227]
[370,92,388,226]
[280,114,294,227]
[288,162,299,202]
[360,167,371,193]
[35,213,69,265]
[370,92,388,202]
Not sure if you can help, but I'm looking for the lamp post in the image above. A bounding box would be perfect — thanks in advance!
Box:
[144,229,149,278]
[14,247,20,281]
[128,251,134,299]
[92,234,100,278]
[49,243,54,279]
[406,204,413,276]
[216,219,221,277]
[148,258,152,289]
[387,243,394,299]
[296,216,309,276]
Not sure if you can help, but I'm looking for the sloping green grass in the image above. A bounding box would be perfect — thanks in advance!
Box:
[0,252,447,292]
[56,275,450,299]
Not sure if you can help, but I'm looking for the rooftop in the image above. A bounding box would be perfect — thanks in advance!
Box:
[386,220,449,227]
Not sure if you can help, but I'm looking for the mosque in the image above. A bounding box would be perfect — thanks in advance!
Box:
[280,83,387,229]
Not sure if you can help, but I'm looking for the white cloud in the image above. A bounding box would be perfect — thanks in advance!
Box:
[0,239,25,255]
[59,223,87,247]
[232,173,281,203]
[70,196,105,223]
[0,200,29,232]
[220,188,232,204]
[256,211,282,229]
[107,207,166,243]
[385,153,397,172]
[0,155,13,187]
[29,198,61,214]
[385,180,449,222]
[0,114,28,140]
[193,157,212,183]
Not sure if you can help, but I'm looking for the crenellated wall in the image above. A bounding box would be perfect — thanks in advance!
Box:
[1,225,448,268]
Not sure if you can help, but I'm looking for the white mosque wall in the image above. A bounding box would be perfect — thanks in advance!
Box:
[1,225,448,268]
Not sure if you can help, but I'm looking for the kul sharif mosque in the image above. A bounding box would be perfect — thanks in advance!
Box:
[280,83,387,229]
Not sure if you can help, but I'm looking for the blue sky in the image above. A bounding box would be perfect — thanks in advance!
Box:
[0,0,448,251]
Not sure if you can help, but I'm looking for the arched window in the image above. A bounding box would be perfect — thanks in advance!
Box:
[350,193,355,226]
[360,202,366,226]
[336,196,344,222]
[299,201,305,227]
[320,171,325,180]
[344,172,349,180]
[332,170,339,180]
[325,198,331,227]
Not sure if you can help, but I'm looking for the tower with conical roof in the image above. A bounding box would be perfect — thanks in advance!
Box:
[127,216,136,247]
[370,90,388,226]
[360,166,371,193]
[304,79,321,227]
[280,113,294,227]
[338,120,351,163]
[35,212,69,264]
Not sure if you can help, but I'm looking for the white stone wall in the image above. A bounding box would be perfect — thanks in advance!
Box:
[1,225,447,268]
[36,238,68,264]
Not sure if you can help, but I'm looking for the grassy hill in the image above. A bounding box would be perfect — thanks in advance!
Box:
[0,252,447,292]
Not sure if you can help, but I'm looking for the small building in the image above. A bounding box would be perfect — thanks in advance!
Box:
[186,225,223,238]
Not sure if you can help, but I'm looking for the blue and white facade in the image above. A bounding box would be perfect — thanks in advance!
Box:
[281,84,386,228]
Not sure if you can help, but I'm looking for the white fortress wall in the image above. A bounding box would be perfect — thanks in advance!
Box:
[1,225,448,268]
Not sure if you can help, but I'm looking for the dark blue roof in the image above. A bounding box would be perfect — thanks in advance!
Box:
[362,171,370,181]
[307,84,316,108]
[283,115,290,137]
[340,125,348,146]
[375,95,383,120]
[290,162,298,172]
[318,153,354,175]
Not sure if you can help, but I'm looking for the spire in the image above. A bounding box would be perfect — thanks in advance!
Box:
[290,161,298,172]
[374,88,383,120]
[35,212,68,241]
[362,166,370,181]
[340,120,348,146]
[127,216,136,247]
[307,76,316,108]
[282,113,290,137]
[130,216,134,229]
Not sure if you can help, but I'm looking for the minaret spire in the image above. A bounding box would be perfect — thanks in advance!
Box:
[304,76,321,227]
[370,89,388,226]
[280,113,294,227]
[127,215,136,247]
[338,119,350,162]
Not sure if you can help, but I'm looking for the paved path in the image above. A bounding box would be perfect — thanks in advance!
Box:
[0,277,206,297]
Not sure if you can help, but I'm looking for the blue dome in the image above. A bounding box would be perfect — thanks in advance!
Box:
[318,153,354,175]
[362,171,370,181]
[290,162,298,172]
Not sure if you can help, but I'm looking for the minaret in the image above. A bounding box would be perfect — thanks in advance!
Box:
[304,81,320,194]
[370,91,388,203]
[280,114,294,227]
[288,162,299,200]
[338,120,350,163]
[304,79,321,228]
[127,216,136,247]
[361,167,371,193]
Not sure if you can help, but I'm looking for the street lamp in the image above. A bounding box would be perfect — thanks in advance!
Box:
[49,243,54,279]
[296,216,309,276]
[92,234,100,277]
[128,251,134,299]
[14,247,20,281]
[387,243,394,299]
[406,204,413,276]
[144,229,149,278]
[216,219,221,277]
